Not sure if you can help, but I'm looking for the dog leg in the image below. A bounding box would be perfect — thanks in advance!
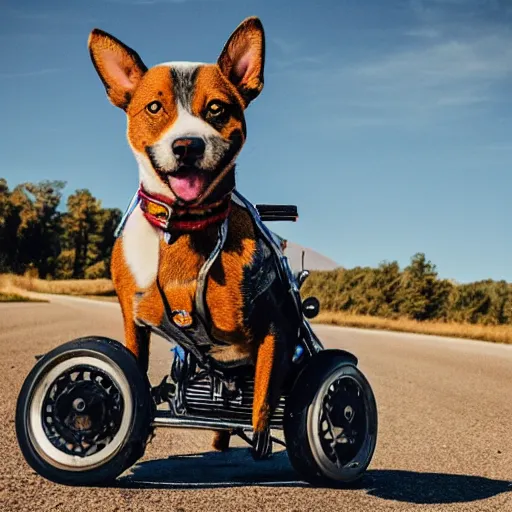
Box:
[212,430,231,451]
[126,321,151,374]
[117,283,153,373]
[252,329,288,433]
[118,292,152,373]
[111,238,154,374]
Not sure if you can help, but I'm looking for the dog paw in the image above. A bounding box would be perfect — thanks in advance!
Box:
[212,430,231,451]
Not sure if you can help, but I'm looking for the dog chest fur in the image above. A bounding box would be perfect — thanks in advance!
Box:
[116,203,260,360]
[122,205,160,289]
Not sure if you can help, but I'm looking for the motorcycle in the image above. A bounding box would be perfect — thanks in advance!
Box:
[15,191,378,487]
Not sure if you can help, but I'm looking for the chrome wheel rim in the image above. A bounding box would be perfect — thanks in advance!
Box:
[28,355,133,471]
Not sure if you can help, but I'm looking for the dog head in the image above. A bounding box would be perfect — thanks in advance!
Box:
[88,17,265,209]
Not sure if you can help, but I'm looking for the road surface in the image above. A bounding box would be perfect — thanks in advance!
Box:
[0,295,510,511]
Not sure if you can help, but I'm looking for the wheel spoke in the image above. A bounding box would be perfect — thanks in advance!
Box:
[320,402,344,467]
[317,375,368,468]
[41,364,124,459]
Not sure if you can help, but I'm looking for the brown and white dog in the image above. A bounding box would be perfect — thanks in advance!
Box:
[88,17,294,451]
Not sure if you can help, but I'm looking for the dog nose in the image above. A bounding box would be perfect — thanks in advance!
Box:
[172,137,205,164]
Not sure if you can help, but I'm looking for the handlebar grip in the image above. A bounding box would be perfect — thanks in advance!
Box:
[255,204,298,221]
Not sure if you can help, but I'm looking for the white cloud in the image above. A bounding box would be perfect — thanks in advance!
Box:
[347,32,512,117]
[270,37,302,56]
[276,23,512,130]
[405,28,441,39]
[353,36,512,86]
[270,55,327,72]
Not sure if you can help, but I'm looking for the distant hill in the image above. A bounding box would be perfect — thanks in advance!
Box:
[283,240,340,272]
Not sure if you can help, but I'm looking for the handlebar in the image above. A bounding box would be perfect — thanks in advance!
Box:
[255,204,298,222]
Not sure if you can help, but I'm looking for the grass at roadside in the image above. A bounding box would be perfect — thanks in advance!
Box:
[0,291,46,303]
[0,274,115,297]
[2,273,511,344]
[312,311,512,344]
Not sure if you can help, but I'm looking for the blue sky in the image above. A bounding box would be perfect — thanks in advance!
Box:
[0,0,509,283]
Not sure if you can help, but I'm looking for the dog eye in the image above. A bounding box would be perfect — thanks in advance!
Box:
[146,101,162,114]
[206,101,225,117]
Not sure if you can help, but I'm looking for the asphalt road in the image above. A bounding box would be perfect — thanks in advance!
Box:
[0,295,511,512]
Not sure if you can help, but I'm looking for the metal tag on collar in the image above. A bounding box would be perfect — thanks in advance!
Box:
[171,309,193,329]
[138,187,173,226]
[146,198,172,223]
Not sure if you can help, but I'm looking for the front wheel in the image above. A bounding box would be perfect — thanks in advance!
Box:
[15,337,153,486]
[284,350,378,486]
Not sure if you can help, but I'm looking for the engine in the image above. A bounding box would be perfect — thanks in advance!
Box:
[184,369,287,428]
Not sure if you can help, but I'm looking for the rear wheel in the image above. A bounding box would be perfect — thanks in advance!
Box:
[16,337,153,486]
[284,350,378,486]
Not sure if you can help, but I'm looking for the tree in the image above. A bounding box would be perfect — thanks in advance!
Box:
[1,180,65,277]
[61,189,101,278]
[372,261,402,317]
[60,190,121,279]
[84,207,122,278]
[92,207,122,278]
[0,178,19,272]
[23,181,65,278]
[396,253,452,321]
[448,280,512,325]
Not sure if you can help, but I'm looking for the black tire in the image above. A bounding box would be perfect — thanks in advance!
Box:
[284,350,378,487]
[15,336,154,486]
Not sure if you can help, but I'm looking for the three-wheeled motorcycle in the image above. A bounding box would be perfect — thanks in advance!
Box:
[15,191,378,487]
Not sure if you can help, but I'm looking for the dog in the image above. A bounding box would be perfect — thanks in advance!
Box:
[88,17,295,452]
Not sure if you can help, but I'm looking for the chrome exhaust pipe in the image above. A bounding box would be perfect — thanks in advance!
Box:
[151,412,255,431]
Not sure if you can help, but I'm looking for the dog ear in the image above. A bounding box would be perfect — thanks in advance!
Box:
[88,29,147,110]
[217,17,265,107]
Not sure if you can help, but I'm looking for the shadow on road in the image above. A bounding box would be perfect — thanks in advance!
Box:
[363,469,511,505]
[118,448,511,504]
[119,448,306,489]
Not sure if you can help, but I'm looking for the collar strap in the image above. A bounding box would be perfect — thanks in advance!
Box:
[138,186,232,232]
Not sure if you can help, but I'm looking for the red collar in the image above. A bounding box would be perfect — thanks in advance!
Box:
[138,186,232,232]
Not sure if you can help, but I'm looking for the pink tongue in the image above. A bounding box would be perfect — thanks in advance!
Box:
[168,171,207,202]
